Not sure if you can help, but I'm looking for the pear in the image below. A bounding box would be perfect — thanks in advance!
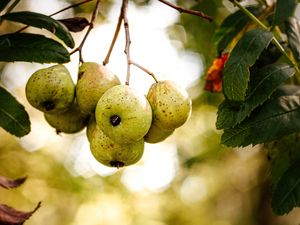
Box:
[95,85,152,144]
[89,123,144,168]
[86,115,97,142]
[147,80,191,130]
[144,123,174,143]
[76,62,121,114]
[26,64,75,114]
[44,101,89,134]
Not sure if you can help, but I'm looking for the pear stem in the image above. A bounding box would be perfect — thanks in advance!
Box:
[70,0,101,63]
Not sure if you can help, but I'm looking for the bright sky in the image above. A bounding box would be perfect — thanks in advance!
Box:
[1,0,203,193]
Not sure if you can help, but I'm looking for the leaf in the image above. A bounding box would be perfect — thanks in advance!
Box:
[272,156,300,215]
[1,11,75,48]
[213,5,263,53]
[221,94,300,147]
[0,86,30,137]
[217,64,295,129]
[285,17,300,61]
[58,17,89,32]
[0,176,26,189]
[0,33,70,63]
[0,202,41,225]
[273,0,297,26]
[222,28,273,101]
[0,0,11,12]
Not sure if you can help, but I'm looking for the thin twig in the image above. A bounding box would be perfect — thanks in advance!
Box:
[70,0,101,63]
[103,0,159,84]
[102,5,123,65]
[122,0,131,85]
[15,0,93,33]
[130,61,158,83]
[158,0,212,22]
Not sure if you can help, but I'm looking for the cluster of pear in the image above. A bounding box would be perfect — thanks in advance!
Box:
[25,62,191,168]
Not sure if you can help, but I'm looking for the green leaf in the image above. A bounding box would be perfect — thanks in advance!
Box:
[221,94,300,147]
[0,33,70,63]
[285,17,300,61]
[0,0,11,12]
[272,156,300,215]
[1,11,75,48]
[222,28,273,101]
[217,64,295,129]
[273,0,297,26]
[213,5,263,53]
[0,86,30,137]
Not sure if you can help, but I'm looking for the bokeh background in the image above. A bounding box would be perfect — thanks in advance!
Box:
[1,0,300,224]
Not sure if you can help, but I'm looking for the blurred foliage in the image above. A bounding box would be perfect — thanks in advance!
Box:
[1,0,300,224]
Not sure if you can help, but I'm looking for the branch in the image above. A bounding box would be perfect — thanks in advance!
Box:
[130,61,158,83]
[70,0,101,63]
[158,0,212,22]
[102,3,123,65]
[15,0,93,33]
[103,0,159,84]
[122,0,131,85]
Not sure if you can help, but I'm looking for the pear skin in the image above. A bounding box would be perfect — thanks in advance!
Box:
[44,101,89,134]
[147,80,191,130]
[76,62,120,114]
[26,64,75,114]
[90,125,144,168]
[95,85,152,144]
[144,123,174,143]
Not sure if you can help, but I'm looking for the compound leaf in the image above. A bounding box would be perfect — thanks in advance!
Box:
[223,28,273,101]
[0,33,70,63]
[0,86,30,137]
[1,11,74,48]
[217,64,295,129]
[221,95,300,147]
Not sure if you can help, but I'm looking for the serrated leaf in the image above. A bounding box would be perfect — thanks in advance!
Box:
[213,5,263,52]
[272,156,300,215]
[222,29,273,101]
[221,95,300,147]
[0,33,70,63]
[0,86,30,137]
[1,11,75,48]
[273,0,297,26]
[285,17,300,61]
[217,64,295,129]
[0,0,11,12]
[0,202,41,224]
[0,176,26,189]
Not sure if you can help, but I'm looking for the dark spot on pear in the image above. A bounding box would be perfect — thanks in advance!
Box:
[42,101,55,111]
[110,115,121,126]
[110,160,124,168]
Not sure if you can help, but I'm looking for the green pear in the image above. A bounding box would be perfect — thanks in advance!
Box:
[95,85,152,144]
[86,115,97,142]
[144,123,174,143]
[26,64,75,114]
[76,62,121,114]
[147,80,191,130]
[44,101,89,134]
[90,124,144,168]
